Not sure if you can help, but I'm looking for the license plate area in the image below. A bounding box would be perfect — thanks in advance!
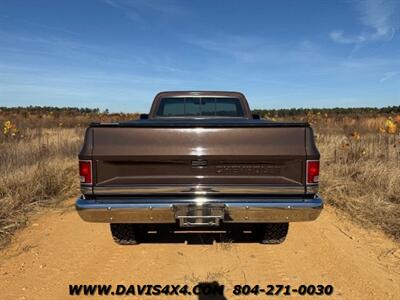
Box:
[174,204,225,227]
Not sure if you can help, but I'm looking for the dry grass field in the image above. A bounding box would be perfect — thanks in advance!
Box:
[0,107,399,248]
[0,128,81,247]
[315,117,400,240]
[0,108,138,247]
[280,112,400,239]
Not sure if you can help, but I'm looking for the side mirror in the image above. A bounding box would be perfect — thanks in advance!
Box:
[252,114,261,120]
[140,114,149,120]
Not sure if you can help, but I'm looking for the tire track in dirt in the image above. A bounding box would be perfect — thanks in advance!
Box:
[0,198,399,299]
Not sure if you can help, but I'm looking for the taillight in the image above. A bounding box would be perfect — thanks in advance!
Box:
[307,160,319,184]
[79,160,92,185]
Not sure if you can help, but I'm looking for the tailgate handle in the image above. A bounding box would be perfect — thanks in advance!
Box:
[191,159,208,167]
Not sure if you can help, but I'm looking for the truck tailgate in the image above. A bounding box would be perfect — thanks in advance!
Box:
[88,126,307,196]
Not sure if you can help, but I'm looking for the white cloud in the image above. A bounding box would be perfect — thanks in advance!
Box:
[330,0,398,44]
[185,35,324,65]
[187,35,267,63]
[380,71,399,82]
[102,0,188,26]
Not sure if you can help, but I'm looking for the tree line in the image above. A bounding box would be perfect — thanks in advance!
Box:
[253,106,400,117]
[1,105,400,117]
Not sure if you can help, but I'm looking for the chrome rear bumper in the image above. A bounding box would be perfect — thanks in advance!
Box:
[76,196,323,224]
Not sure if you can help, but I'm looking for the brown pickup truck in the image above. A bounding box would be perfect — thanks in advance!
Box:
[76,91,323,244]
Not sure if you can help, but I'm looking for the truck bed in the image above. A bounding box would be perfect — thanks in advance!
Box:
[80,119,319,198]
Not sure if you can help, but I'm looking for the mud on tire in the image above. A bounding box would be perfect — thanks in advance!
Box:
[260,223,289,244]
[110,224,139,245]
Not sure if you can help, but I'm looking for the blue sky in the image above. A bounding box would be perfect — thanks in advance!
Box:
[0,0,399,112]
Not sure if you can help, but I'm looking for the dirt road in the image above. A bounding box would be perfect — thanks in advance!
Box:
[1,198,399,300]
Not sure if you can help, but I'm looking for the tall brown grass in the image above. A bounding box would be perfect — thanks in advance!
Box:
[0,110,399,247]
[318,133,400,239]
[0,108,140,247]
[0,128,82,247]
[296,113,400,239]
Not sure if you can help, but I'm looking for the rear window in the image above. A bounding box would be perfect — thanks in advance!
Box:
[156,97,244,117]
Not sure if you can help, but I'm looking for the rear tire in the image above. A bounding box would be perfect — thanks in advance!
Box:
[260,223,289,244]
[110,224,139,245]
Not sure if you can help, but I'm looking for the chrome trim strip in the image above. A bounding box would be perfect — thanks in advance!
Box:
[306,184,319,194]
[92,185,305,195]
[75,196,323,224]
[80,186,93,195]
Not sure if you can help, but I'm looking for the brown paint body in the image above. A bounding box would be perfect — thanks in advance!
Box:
[79,91,320,198]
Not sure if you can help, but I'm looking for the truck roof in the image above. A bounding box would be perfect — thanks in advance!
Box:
[154,91,246,98]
